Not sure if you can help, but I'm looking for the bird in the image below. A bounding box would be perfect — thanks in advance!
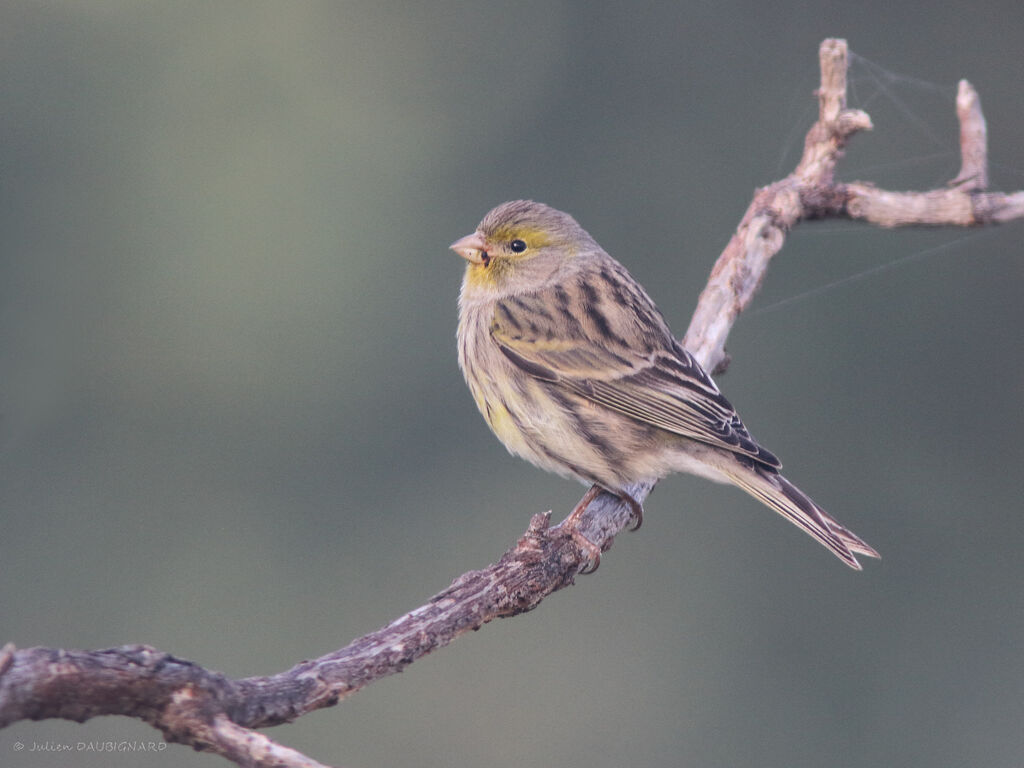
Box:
[451,200,878,571]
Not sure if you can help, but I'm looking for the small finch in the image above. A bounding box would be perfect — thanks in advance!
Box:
[452,200,878,570]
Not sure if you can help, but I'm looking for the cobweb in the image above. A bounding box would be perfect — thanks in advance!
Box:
[747,51,1022,320]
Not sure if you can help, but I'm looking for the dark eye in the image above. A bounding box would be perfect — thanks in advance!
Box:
[509,239,527,253]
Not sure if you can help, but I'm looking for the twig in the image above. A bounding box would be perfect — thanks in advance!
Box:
[2,38,1022,768]
[952,79,989,190]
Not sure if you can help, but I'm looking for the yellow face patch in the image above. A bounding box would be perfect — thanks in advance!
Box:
[462,226,556,291]
[487,225,554,250]
[463,257,509,291]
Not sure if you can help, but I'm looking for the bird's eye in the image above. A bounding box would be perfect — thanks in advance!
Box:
[509,239,527,253]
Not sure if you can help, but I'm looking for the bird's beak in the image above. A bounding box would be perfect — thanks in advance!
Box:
[450,232,489,265]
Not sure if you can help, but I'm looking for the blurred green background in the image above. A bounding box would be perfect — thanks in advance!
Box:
[2,2,1023,767]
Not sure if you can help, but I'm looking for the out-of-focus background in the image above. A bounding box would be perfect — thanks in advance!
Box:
[2,3,1023,767]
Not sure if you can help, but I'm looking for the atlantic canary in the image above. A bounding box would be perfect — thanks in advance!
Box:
[452,200,878,570]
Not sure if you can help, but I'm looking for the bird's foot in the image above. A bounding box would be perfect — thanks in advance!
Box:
[566,485,603,573]
[571,528,603,574]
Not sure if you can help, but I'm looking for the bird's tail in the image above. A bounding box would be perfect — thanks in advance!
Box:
[721,463,880,570]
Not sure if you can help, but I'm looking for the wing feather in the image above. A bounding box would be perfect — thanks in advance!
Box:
[490,271,781,469]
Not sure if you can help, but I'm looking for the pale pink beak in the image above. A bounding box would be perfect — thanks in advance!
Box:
[450,231,489,265]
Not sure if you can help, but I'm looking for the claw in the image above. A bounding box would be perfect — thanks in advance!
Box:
[617,491,644,531]
[571,528,602,573]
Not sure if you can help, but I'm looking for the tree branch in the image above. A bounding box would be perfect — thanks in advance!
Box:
[2,38,1022,768]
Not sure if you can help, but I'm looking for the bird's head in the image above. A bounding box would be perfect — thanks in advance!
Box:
[451,200,595,298]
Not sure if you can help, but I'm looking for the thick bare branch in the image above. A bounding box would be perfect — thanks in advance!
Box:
[3,38,1023,768]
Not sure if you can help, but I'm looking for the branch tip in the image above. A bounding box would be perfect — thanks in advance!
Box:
[0,644,15,677]
[952,78,989,190]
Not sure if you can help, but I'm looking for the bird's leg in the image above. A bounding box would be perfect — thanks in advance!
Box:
[565,484,603,573]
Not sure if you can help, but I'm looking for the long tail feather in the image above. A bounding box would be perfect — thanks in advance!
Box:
[721,464,879,569]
